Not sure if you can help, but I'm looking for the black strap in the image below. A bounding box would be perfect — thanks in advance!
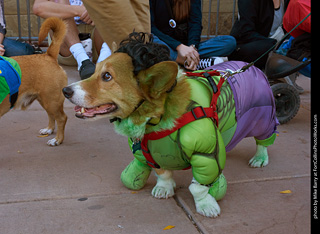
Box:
[202,72,218,94]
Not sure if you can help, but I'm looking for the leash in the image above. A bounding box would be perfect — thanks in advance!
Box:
[219,12,311,79]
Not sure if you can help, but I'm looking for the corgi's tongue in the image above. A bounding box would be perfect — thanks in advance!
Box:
[74,104,117,118]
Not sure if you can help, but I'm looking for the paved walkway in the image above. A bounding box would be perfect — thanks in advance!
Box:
[0,65,311,234]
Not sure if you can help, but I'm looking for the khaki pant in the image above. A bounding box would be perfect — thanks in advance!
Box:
[82,0,150,48]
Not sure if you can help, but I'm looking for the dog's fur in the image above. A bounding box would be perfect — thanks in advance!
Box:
[0,17,68,146]
[63,33,274,217]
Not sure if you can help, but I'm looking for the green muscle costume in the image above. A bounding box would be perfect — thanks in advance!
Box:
[121,61,278,202]
[122,74,235,199]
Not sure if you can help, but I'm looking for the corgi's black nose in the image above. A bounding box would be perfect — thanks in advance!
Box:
[62,87,74,99]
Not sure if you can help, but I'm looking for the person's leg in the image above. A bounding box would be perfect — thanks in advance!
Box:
[49,0,95,79]
[82,0,150,47]
[228,38,277,69]
[197,35,237,58]
[93,29,112,63]
[3,38,35,57]
[152,35,178,61]
[52,0,81,58]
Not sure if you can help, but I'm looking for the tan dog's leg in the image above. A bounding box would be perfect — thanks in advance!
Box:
[38,95,67,146]
[152,169,176,199]
[0,96,11,117]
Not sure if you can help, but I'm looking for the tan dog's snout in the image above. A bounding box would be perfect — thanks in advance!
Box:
[62,83,88,108]
[62,86,74,99]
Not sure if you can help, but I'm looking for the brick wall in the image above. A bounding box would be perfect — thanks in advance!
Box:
[4,0,237,39]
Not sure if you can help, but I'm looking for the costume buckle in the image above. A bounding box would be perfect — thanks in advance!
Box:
[191,106,207,120]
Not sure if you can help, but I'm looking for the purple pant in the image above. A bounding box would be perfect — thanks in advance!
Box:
[207,61,279,152]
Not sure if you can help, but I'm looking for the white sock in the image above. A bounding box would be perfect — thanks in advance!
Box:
[97,42,112,63]
[70,43,90,70]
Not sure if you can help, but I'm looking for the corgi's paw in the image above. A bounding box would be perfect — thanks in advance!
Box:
[189,181,220,218]
[39,127,54,135]
[47,138,61,146]
[249,145,269,168]
[152,177,176,199]
[194,193,220,218]
[249,154,269,167]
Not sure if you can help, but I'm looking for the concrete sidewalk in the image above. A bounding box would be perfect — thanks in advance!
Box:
[0,65,311,234]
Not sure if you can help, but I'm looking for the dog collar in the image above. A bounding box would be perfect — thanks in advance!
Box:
[110,99,145,123]
[147,116,162,126]
[166,79,177,93]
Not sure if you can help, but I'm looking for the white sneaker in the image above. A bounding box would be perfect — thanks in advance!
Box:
[213,57,224,65]
[197,57,224,70]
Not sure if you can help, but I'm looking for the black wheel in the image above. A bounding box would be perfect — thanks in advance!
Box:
[271,83,300,124]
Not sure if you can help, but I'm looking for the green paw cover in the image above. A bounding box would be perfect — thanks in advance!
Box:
[255,133,277,147]
[121,159,152,190]
[208,173,227,201]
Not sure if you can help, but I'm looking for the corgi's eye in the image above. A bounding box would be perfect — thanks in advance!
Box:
[102,72,112,81]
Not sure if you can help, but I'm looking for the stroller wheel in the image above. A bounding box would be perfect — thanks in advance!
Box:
[271,83,300,124]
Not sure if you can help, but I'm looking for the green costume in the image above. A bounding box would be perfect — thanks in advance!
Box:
[122,73,234,199]
[121,61,278,201]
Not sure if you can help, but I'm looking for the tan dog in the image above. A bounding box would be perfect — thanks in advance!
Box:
[0,17,68,146]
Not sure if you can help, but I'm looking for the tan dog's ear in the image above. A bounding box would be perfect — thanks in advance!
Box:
[112,41,118,53]
[137,61,178,100]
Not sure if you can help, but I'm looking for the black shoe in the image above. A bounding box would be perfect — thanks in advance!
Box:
[284,72,304,94]
[79,59,95,80]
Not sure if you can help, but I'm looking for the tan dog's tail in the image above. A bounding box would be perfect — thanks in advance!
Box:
[38,17,67,60]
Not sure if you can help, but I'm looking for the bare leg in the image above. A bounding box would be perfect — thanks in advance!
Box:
[47,0,81,57]
[59,18,81,57]
[93,29,104,56]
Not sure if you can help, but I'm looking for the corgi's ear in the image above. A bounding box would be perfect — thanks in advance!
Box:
[137,61,178,100]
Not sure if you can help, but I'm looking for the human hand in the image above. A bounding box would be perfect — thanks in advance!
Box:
[0,44,5,56]
[176,44,199,70]
[79,5,94,25]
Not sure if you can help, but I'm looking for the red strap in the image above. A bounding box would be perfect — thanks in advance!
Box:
[185,70,220,77]
[141,106,218,168]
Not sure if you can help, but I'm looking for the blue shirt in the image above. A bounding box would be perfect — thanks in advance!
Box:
[0,56,21,107]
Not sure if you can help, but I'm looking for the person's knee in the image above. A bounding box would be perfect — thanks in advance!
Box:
[223,36,237,55]
[229,36,237,50]
[261,38,277,51]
